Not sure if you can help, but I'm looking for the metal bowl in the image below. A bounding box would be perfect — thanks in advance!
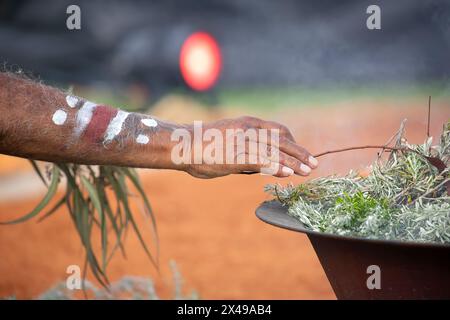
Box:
[256,200,450,300]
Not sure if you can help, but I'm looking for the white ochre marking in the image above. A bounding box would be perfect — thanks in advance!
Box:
[136,134,149,144]
[75,101,96,136]
[52,109,67,125]
[141,118,158,127]
[103,110,130,143]
[66,95,79,108]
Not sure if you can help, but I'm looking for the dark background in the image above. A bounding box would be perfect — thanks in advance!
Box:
[1,0,450,301]
[0,0,449,91]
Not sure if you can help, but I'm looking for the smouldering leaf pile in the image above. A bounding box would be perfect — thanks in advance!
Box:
[266,122,450,244]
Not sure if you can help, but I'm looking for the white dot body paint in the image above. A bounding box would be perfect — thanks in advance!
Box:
[52,109,67,125]
[136,134,149,144]
[103,110,130,143]
[66,95,79,108]
[141,118,158,128]
[75,101,96,136]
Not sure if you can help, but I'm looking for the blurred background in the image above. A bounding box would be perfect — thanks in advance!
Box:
[0,0,449,299]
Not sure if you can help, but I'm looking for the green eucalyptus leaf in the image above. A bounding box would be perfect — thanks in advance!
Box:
[0,165,60,224]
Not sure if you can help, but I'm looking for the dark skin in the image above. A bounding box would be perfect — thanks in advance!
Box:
[0,72,318,178]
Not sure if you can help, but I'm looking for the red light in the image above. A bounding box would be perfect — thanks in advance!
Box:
[180,32,222,91]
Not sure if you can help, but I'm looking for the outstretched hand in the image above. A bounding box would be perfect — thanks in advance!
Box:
[183,116,318,178]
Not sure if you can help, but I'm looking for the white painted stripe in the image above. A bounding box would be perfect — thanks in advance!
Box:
[136,134,149,144]
[52,109,67,125]
[66,95,79,108]
[141,118,158,127]
[75,101,96,136]
[103,110,130,143]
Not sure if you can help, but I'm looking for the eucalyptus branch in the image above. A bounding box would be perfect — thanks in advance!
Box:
[0,162,159,287]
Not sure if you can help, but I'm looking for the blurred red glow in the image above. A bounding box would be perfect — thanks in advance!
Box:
[180,31,221,91]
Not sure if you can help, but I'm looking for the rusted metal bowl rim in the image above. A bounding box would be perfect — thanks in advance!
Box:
[256,200,450,249]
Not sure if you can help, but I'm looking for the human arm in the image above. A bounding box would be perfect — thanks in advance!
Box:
[0,72,317,178]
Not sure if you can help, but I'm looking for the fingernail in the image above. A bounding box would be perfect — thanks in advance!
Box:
[308,156,319,168]
[260,164,279,176]
[281,167,294,176]
[300,163,311,174]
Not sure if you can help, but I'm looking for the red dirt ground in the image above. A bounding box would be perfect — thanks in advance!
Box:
[0,99,448,299]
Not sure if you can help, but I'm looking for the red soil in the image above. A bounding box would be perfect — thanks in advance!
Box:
[0,99,448,299]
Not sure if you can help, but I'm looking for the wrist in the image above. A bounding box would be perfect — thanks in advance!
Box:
[136,121,192,172]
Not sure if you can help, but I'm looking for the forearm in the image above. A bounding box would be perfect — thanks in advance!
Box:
[0,72,185,170]
[0,72,318,178]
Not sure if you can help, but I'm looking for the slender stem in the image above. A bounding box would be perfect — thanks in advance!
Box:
[427,95,431,137]
[314,145,407,158]
[409,178,450,206]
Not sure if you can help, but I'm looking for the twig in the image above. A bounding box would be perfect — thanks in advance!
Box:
[314,144,446,178]
[389,119,407,162]
[314,145,408,158]
[427,96,431,137]
[409,177,450,206]
[274,185,283,203]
